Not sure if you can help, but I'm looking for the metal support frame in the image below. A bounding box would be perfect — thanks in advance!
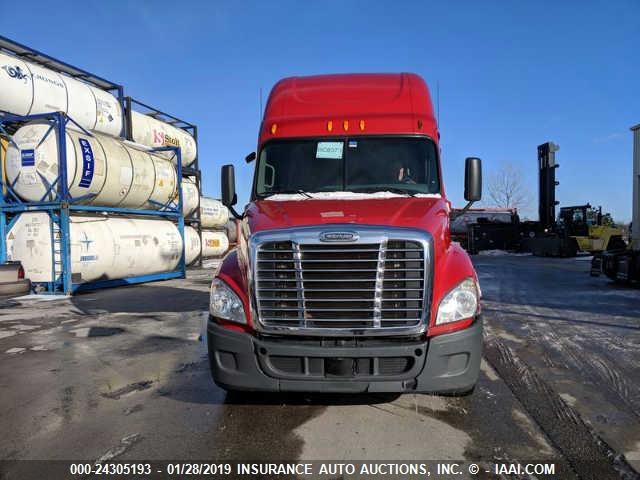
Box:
[0,35,201,289]
[182,169,204,267]
[122,97,202,266]
[0,111,186,295]
[123,96,198,170]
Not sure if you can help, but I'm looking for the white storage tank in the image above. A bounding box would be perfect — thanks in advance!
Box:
[0,52,123,137]
[225,219,238,243]
[184,225,201,265]
[177,177,199,217]
[201,230,229,258]
[5,122,177,209]
[0,52,197,164]
[200,197,229,228]
[6,212,184,283]
[129,110,197,166]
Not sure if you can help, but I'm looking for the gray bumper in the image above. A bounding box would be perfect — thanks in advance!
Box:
[207,318,482,394]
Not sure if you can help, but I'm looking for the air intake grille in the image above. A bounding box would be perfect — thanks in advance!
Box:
[255,239,425,332]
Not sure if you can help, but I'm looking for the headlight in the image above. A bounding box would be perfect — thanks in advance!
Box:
[210,278,247,324]
[436,278,479,325]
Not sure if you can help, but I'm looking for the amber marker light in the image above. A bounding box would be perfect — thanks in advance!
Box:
[359,120,365,131]
[327,120,333,132]
[271,123,277,134]
[343,120,349,131]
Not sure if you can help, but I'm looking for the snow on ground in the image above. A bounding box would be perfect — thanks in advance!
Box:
[476,250,532,257]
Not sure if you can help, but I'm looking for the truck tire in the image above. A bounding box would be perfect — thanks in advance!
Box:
[606,235,627,251]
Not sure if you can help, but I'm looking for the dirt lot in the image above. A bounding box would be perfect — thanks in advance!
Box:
[0,257,638,479]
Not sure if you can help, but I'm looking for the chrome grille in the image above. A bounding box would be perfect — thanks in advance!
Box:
[253,229,428,335]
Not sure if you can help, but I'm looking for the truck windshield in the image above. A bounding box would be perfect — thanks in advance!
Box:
[254,137,440,198]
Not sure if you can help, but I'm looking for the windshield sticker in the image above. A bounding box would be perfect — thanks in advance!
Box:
[348,140,357,148]
[316,141,343,159]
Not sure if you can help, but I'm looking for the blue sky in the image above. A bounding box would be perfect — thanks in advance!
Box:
[2,0,639,220]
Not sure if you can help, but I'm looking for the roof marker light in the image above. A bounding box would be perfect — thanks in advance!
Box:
[417,119,423,129]
[343,120,349,131]
[327,120,333,132]
[270,123,277,134]
[359,120,365,131]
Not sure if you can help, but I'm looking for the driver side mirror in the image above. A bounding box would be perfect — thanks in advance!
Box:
[221,164,237,207]
[464,157,482,202]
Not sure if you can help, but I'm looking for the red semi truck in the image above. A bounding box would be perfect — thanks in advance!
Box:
[207,73,483,394]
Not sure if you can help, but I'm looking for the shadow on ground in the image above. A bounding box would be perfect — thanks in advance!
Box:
[71,285,209,314]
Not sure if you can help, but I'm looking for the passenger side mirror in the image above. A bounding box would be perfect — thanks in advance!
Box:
[464,157,482,202]
[221,164,237,207]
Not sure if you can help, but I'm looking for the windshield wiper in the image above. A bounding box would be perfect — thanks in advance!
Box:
[351,187,418,197]
[265,189,314,199]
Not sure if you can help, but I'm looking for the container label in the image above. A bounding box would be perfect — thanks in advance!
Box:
[21,149,35,167]
[316,142,343,159]
[78,138,94,188]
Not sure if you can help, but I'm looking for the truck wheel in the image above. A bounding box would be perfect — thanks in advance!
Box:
[606,236,626,251]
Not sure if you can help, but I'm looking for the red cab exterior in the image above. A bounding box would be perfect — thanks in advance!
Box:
[208,73,482,394]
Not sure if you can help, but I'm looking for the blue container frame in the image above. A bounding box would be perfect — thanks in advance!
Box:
[0,111,186,295]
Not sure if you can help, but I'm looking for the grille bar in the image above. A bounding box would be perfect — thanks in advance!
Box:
[253,229,429,335]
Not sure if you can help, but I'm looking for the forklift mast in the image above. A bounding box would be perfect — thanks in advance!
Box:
[632,124,640,250]
[538,142,560,229]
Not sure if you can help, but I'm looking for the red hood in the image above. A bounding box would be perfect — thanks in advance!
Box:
[246,197,450,242]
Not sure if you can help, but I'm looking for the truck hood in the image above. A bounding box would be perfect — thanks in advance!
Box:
[246,196,450,238]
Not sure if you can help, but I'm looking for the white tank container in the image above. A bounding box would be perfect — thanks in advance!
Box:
[178,177,199,216]
[200,197,229,227]
[5,212,184,283]
[201,230,229,258]
[0,52,123,137]
[184,225,201,265]
[130,110,197,166]
[225,219,238,243]
[5,122,177,209]
[0,53,196,161]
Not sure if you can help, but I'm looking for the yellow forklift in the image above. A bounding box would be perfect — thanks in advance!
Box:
[558,204,625,254]
[529,143,625,257]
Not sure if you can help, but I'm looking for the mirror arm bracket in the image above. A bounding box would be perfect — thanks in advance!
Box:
[228,206,244,220]
[451,200,476,220]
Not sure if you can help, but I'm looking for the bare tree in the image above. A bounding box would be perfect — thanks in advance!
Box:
[487,163,531,211]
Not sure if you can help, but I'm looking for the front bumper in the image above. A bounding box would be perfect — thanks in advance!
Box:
[207,317,482,394]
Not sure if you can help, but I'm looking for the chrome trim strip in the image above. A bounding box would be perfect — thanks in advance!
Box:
[373,239,387,328]
[292,241,306,328]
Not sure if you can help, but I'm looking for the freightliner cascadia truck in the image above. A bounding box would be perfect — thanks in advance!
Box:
[207,73,483,394]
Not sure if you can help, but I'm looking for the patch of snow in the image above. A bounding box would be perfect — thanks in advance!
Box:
[0,330,17,339]
[70,328,90,338]
[560,393,578,407]
[263,191,442,201]
[13,294,68,302]
[5,347,26,354]
[497,331,525,344]
[10,324,38,331]
[477,249,531,256]
[201,259,222,269]
[30,345,48,351]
